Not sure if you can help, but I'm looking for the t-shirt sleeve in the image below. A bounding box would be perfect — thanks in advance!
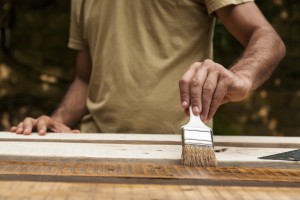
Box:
[68,0,88,51]
[204,0,254,15]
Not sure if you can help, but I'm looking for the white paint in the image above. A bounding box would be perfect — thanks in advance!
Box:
[1,132,299,168]
[0,141,181,159]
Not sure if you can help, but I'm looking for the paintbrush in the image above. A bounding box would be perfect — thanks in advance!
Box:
[181,106,218,167]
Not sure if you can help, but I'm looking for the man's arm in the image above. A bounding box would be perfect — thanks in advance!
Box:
[10,51,92,135]
[217,2,286,91]
[179,2,285,121]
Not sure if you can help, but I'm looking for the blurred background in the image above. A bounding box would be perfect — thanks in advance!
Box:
[0,0,299,136]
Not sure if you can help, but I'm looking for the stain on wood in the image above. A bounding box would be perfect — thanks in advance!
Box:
[0,160,299,187]
[0,181,299,200]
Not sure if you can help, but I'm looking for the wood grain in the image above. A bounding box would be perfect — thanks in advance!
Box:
[1,132,300,199]
[0,181,299,200]
[0,160,299,187]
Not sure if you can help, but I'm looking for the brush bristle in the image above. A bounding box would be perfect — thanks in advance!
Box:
[182,145,218,167]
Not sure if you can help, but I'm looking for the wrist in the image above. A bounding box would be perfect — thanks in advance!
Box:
[229,68,253,92]
[51,109,68,125]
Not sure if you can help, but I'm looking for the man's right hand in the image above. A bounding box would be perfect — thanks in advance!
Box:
[10,116,80,135]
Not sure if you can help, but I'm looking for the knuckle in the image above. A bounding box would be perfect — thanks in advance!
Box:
[203,59,212,63]
[213,92,219,99]
[189,62,202,71]
[203,59,213,66]
[191,62,201,68]
[24,117,32,121]
[179,77,190,86]
[38,115,50,123]
[192,78,201,86]
[39,115,49,119]
[203,84,213,93]
[212,91,223,101]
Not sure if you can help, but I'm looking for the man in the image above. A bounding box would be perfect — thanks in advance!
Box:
[11,0,285,135]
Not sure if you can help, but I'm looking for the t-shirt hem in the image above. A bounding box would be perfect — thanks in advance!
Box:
[68,38,88,51]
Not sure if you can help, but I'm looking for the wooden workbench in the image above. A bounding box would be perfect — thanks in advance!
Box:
[0,132,299,199]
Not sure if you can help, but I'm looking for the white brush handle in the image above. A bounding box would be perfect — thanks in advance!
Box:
[187,106,209,129]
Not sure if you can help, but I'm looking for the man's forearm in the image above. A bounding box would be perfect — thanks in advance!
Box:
[230,27,286,91]
[51,76,89,128]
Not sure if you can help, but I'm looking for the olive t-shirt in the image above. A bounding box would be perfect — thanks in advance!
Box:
[68,0,253,134]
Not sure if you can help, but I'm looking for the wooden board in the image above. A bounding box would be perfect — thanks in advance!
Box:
[1,132,300,199]
[0,141,299,168]
[0,132,299,168]
[0,160,300,187]
[1,181,299,200]
[1,132,300,147]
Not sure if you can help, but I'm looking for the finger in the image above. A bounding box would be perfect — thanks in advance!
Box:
[16,122,24,134]
[201,72,219,121]
[58,124,74,133]
[10,126,17,132]
[36,117,50,135]
[179,62,200,109]
[71,129,81,134]
[207,82,228,120]
[49,121,73,133]
[190,65,208,115]
[23,117,36,135]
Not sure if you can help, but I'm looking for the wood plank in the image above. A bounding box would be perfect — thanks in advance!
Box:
[214,136,300,148]
[0,132,181,144]
[0,141,299,168]
[0,161,299,186]
[0,141,181,160]
[0,181,299,200]
[1,132,299,198]
[1,132,300,148]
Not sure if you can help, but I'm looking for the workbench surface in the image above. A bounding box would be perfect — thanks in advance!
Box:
[0,132,299,200]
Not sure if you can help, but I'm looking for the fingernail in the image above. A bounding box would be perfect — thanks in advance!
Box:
[193,106,200,115]
[181,101,188,107]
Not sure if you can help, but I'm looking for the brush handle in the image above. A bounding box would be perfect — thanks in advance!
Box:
[188,106,208,128]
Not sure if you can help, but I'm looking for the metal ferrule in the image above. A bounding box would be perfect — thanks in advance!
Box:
[181,127,214,147]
